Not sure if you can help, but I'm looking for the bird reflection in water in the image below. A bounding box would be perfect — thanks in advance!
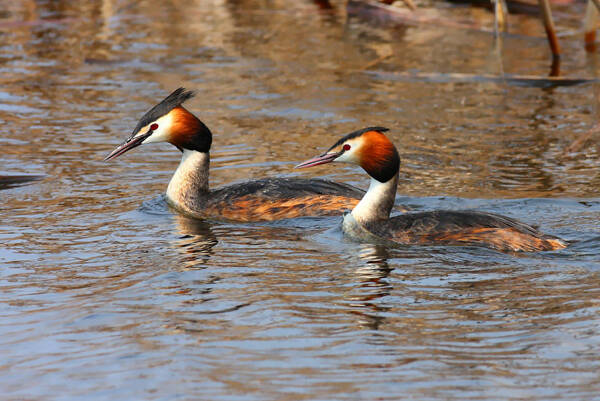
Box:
[347,244,394,331]
[172,215,218,269]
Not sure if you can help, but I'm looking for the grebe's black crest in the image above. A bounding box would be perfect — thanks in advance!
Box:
[132,87,195,137]
[327,126,389,153]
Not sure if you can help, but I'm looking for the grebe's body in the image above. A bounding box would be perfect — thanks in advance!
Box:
[168,151,364,221]
[105,88,364,221]
[296,127,566,252]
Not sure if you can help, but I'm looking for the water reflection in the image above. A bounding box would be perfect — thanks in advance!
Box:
[0,174,42,190]
[347,244,393,331]
[172,215,218,269]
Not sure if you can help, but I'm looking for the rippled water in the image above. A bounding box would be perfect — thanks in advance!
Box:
[2,0,600,399]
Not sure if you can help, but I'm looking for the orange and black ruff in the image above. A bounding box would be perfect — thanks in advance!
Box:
[105,88,365,221]
[296,127,566,252]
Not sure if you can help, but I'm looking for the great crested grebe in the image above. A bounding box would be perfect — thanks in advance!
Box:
[296,127,567,252]
[104,88,367,221]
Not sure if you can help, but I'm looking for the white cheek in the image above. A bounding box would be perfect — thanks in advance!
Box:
[140,113,174,144]
[142,125,169,144]
[335,148,360,164]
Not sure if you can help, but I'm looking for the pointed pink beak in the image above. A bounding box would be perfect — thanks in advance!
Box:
[104,129,153,161]
[295,151,342,169]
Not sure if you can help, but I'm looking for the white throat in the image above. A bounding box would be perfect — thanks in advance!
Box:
[351,174,398,224]
[166,150,210,212]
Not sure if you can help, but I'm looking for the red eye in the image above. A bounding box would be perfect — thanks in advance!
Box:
[343,144,351,151]
[150,123,159,131]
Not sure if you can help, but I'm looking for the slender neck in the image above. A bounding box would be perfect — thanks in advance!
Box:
[351,173,398,224]
[166,150,210,211]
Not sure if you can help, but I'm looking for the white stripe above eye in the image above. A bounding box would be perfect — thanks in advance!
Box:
[141,112,175,144]
[333,137,363,164]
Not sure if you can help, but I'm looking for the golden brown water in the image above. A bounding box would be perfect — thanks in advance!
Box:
[1,0,600,399]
